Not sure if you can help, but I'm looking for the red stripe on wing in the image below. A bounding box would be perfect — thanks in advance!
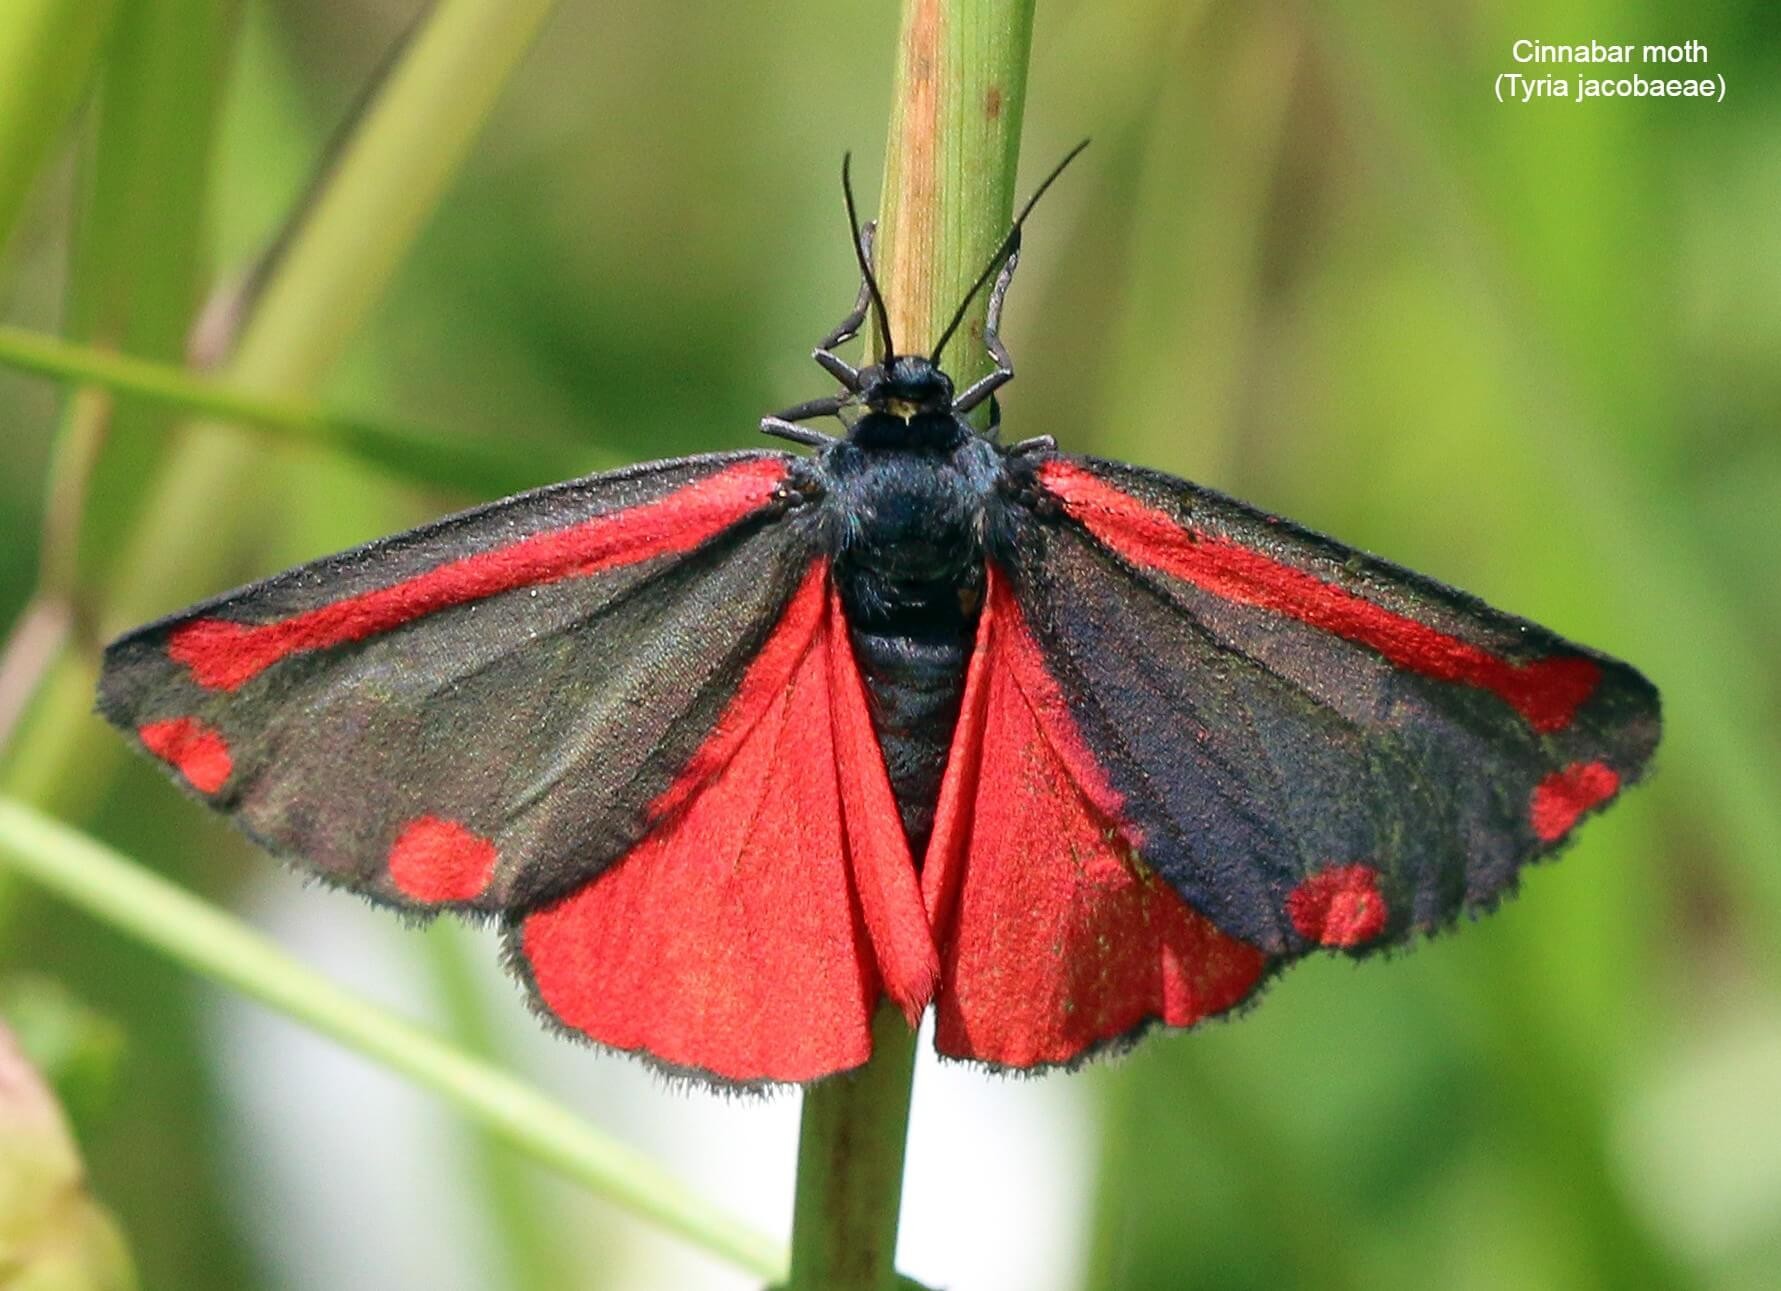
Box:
[644,554,829,826]
[171,457,790,691]
[922,568,1268,1068]
[1039,461,1599,733]
[519,561,936,1082]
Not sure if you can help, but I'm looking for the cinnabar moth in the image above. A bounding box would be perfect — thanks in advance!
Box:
[99,149,1660,1083]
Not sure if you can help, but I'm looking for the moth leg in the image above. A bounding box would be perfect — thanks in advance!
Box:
[952,241,1021,414]
[818,220,876,351]
[811,220,877,392]
[767,220,878,443]
[769,394,850,423]
[761,393,849,445]
[982,393,1003,441]
[762,402,845,446]
[760,418,839,447]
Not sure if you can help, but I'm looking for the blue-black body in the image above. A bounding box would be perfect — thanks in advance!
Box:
[814,371,1006,849]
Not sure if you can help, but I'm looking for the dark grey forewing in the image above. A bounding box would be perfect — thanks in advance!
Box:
[98,449,818,915]
[997,454,1660,955]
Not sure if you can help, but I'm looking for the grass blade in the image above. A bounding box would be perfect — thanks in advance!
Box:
[0,797,787,1282]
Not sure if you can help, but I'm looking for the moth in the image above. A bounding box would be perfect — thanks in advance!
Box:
[99,150,1661,1083]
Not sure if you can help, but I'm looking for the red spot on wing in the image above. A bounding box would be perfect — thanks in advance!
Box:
[1040,461,1600,732]
[171,458,789,691]
[138,718,232,793]
[1530,761,1620,842]
[389,817,498,903]
[1287,864,1388,947]
[520,562,936,1082]
[923,569,1268,1068]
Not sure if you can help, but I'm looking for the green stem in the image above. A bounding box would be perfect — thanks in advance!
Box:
[877,0,1037,378]
[0,325,583,496]
[116,0,566,611]
[35,384,111,610]
[782,3,1038,1288]
[0,798,786,1281]
[0,0,559,813]
[0,381,109,750]
[785,1011,921,1291]
[225,0,559,396]
[421,922,572,1291]
[0,0,238,905]
[0,0,121,252]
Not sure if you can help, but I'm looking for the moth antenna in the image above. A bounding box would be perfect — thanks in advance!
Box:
[930,138,1091,367]
[841,153,896,363]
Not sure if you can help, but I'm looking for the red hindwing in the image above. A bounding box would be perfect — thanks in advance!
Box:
[515,563,937,1082]
[922,568,1270,1068]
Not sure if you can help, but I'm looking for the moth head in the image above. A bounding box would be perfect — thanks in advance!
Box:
[860,355,956,421]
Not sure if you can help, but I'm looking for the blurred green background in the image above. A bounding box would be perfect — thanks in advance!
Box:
[2,1,1778,1289]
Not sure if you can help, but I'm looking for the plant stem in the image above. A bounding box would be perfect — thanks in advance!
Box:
[0,382,108,751]
[0,599,71,752]
[0,325,583,496]
[0,0,121,253]
[877,0,1037,380]
[0,798,787,1281]
[112,0,562,618]
[784,1010,920,1291]
[782,3,1038,1288]
[1,1,238,909]
[0,0,559,814]
[421,921,572,1291]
